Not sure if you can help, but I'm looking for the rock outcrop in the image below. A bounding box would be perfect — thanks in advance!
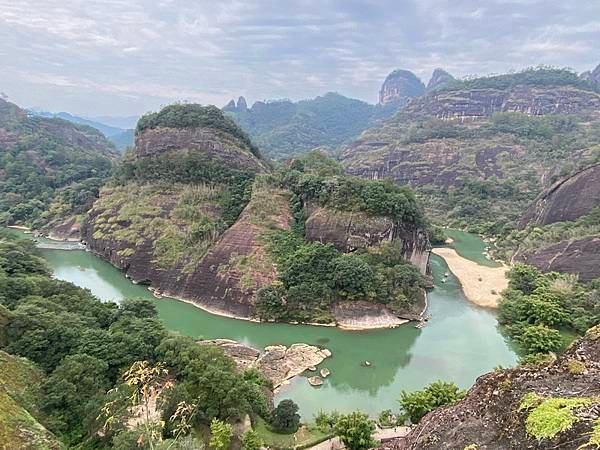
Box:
[378,70,426,106]
[426,68,454,92]
[134,126,268,173]
[516,236,600,282]
[382,327,600,450]
[519,163,600,228]
[402,84,600,119]
[197,339,331,388]
[513,164,600,281]
[304,207,430,275]
[85,104,284,319]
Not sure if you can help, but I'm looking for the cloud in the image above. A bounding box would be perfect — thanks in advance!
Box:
[0,0,598,116]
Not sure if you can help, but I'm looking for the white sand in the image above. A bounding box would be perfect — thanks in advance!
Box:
[431,247,508,308]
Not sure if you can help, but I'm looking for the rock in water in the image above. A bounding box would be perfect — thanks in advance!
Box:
[320,368,331,378]
[308,376,324,386]
[378,69,425,106]
[197,340,331,389]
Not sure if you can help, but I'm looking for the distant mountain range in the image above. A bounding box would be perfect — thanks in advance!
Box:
[28,110,136,151]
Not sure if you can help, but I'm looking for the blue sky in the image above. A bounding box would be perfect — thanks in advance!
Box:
[1,0,599,116]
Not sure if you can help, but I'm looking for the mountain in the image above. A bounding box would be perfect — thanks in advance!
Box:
[85,104,430,326]
[107,128,135,151]
[378,69,425,106]
[342,67,600,236]
[223,92,399,160]
[31,110,125,137]
[0,98,118,235]
[425,68,455,92]
[31,110,135,151]
[383,326,600,450]
[86,114,139,129]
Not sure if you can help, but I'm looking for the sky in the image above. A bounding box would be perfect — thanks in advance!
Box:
[1,0,599,117]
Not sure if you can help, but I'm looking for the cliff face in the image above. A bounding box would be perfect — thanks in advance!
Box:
[379,70,425,106]
[425,68,454,92]
[383,327,600,450]
[512,164,600,281]
[304,207,430,275]
[519,163,600,228]
[135,126,268,173]
[342,70,600,228]
[515,237,600,282]
[85,183,291,319]
[402,85,600,119]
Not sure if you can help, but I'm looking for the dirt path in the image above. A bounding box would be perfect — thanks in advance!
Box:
[431,247,508,308]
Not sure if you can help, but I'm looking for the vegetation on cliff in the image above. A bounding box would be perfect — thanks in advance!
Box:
[0,98,117,228]
[252,152,427,323]
[498,263,599,356]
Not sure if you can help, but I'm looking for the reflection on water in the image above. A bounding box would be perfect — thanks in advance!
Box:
[35,245,517,418]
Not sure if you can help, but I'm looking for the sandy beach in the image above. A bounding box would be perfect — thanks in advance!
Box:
[431,247,508,308]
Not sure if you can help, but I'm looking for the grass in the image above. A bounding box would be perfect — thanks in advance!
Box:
[253,417,331,450]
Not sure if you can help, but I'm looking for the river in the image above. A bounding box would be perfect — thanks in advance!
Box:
[10,229,518,420]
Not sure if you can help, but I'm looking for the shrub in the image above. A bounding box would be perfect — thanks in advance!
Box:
[399,381,466,423]
[271,399,300,434]
[519,325,562,354]
[209,418,233,450]
[333,411,377,450]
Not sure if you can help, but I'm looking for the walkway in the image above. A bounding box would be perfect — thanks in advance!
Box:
[308,426,411,450]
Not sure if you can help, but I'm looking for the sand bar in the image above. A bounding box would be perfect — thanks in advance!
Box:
[431,247,508,308]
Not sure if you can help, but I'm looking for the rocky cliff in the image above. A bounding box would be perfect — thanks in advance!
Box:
[305,207,430,275]
[425,68,454,92]
[85,104,285,318]
[379,70,426,106]
[383,326,600,450]
[342,68,600,230]
[512,164,600,281]
[519,163,600,228]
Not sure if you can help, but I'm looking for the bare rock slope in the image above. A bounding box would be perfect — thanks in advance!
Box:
[383,326,600,450]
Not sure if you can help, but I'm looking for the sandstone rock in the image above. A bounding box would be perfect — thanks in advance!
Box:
[308,376,323,386]
[515,236,600,282]
[304,207,430,275]
[237,96,248,111]
[519,163,600,228]
[197,340,331,389]
[379,70,425,106]
[426,68,454,92]
[320,368,330,378]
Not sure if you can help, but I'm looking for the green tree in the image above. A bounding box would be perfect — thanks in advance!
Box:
[399,381,465,423]
[209,418,233,450]
[271,399,300,433]
[508,263,541,294]
[333,411,377,450]
[241,429,262,450]
[519,325,562,354]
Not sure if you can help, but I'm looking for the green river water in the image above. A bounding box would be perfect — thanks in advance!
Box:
[11,229,518,420]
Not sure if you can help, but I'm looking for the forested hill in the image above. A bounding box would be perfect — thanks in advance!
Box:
[0,97,118,234]
[342,66,600,237]
[223,92,398,160]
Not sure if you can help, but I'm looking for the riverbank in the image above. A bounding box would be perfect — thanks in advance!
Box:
[431,247,508,308]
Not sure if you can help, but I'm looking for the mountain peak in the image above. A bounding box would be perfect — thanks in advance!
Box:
[426,68,455,91]
[378,69,425,106]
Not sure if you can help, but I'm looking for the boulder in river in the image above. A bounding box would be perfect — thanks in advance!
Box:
[197,339,331,389]
[308,376,324,386]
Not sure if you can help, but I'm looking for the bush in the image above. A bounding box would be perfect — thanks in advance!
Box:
[241,429,262,450]
[333,411,377,450]
[271,399,300,434]
[399,381,466,423]
[519,325,562,354]
[209,418,233,450]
